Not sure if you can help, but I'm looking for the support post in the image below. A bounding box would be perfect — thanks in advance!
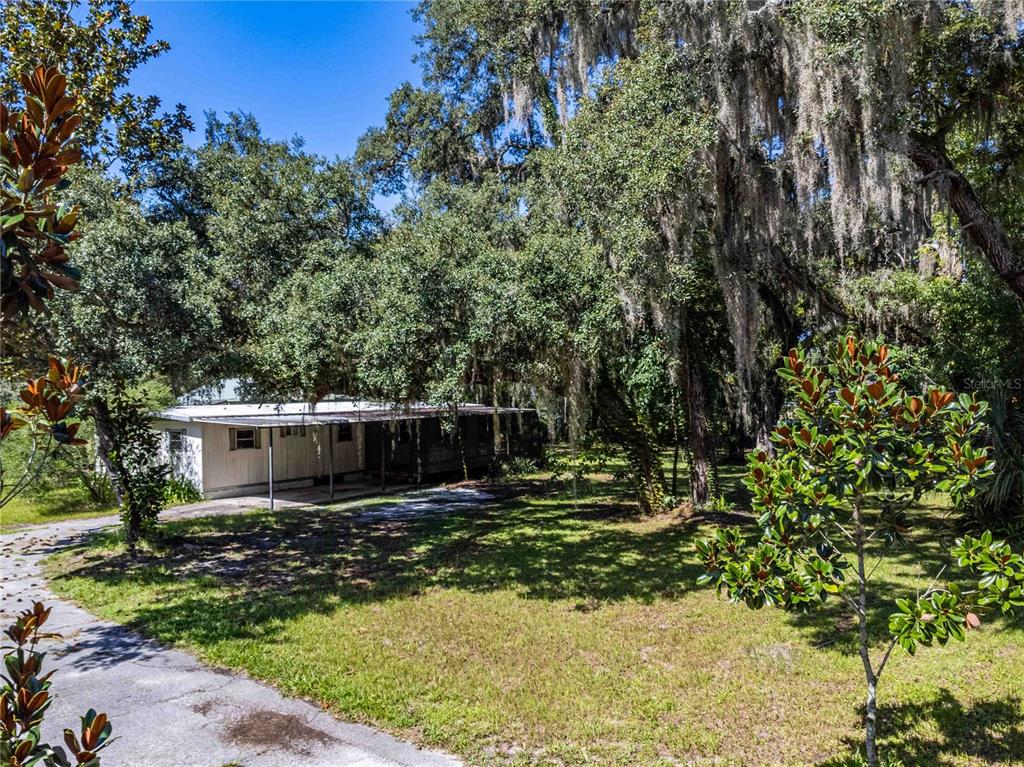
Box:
[380,423,387,491]
[415,418,422,485]
[267,427,274,510]
[328,423,335,501]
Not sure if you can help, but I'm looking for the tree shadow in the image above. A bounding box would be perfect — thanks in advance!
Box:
[51,481,715,648]
[816,688,1024,766]
[882,688,1024,765]
[50,479,1022,664]
[781,507,1024,654]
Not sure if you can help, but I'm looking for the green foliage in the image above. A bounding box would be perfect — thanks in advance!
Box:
[498,455,539,480]
[103,388,168,554]
[1,66,82,320]
[355,82,480,195]
[354,178,549,406]
[0,410,109,500]
[148,112,380,400]
[546,440,614,491]
[885,531,1024,654]
[706,494,735,515]
[967,388,1024,524]
[697,335,993,615]
[36,167,218,395]
[1,359,88,509]
[696,336,1018,765]
[1,602,113,766]
[0,0,192,173]
[0,62,113,763]
[846,262,1024,522]
[162,475,202,507]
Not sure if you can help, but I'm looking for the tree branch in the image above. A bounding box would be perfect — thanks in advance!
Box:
[906,132,1024,301]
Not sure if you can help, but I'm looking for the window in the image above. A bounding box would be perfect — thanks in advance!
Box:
[397,420,412,444]
[167,429,185,455]
[229,427,261,450]
[336,423,352,442]
[280,425,306,438]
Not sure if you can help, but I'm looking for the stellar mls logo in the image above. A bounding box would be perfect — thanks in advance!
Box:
[963,378,1024,391]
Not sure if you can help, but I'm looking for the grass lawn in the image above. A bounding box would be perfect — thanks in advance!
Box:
[45,464,1024,767]
[1,486,117,532]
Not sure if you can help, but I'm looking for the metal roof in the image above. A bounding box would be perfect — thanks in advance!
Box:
[154,401,531,428]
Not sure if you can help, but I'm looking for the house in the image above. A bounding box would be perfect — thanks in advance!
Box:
[152,399,542,502]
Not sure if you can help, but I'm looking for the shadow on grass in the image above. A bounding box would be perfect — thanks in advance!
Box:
[52,475,1021,653]
[783,503,1023,654]
[881,688,1024,765]
[817,688,1024,766]
[52,480,722,648]
[49,472,1024,764]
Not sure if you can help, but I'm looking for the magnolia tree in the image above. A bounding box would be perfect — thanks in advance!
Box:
[695,336,1024,767]
[1,67,114,765]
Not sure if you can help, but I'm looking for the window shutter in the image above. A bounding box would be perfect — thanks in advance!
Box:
[229,428,237,451]
[254,429,262,449]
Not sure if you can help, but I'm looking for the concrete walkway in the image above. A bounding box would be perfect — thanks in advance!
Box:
[0,488,474,767]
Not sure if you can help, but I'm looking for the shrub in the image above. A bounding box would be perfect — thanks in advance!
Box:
[499,456,539,480]
[103,387,168,555]
[163,475,202,506]
[695,336,1023,767]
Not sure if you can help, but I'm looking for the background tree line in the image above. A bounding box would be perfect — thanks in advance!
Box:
[3,0,1022,525]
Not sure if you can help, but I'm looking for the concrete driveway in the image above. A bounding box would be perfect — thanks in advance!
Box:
[0,487,476,767]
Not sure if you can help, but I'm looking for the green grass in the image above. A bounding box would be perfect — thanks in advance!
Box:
[44,463,1024,767]
[1,486,116,532]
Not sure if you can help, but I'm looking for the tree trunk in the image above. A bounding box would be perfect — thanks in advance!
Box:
[683,343,712,509]
[865,678,879,767]
[670,389,681,498]
[678,308,713,508]
[671,440,680,498]
[907,133,1024,301]
[379,424,387,491]
[94,398,142,555]
[415,418,422,484]
[91,399,123,507]
[457,416,468,481]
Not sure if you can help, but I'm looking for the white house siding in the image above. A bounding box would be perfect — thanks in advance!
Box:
[153,420,203,490]
[200,422,365,498]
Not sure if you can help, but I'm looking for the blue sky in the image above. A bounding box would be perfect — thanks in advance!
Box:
[131,1,422,160]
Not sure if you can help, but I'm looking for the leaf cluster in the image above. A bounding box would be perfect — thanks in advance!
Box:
[1,66,82,319]
[696,336,995,622]
[1,602,113,766]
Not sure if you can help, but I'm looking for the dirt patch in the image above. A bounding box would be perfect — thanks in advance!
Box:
[225,709,338,754]
[191,699,218,716]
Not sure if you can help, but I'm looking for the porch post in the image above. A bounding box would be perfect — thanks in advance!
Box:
[328,423,335,501]
[267,426,274,510]
[415,418,422,485]
[380,422,387,492]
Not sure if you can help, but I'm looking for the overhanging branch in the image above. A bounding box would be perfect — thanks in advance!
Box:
[906,133,1024,302]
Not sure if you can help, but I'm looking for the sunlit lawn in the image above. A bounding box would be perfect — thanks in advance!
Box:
[45,459,1024,767]
[1,486,116,532]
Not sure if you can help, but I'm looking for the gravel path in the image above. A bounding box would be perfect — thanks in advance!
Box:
[0,488,479,767]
